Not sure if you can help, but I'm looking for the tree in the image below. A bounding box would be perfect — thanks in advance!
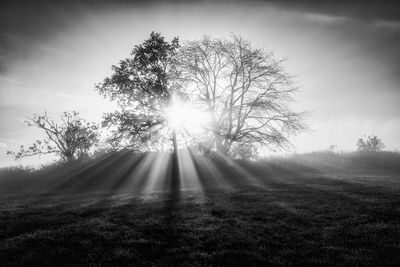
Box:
[96,32,181,153]
[96,32,182,185]
[357,135,385,152]
[179,35,306,157]
[7,111,99,161]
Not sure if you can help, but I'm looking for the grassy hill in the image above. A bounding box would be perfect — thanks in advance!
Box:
[1,151,400,266]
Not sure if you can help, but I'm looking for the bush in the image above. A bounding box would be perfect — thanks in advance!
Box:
[357,135,385,152]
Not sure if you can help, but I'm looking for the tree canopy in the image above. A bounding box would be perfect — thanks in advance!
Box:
[179,35,306,158]
[96,32,181,152]
[97,32,306,159]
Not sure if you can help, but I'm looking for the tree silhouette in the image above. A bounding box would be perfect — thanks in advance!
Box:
[96,32,182,183]
[97,32,306,160]
[179,35,306,157]
[96,32,181,153]
[8,111,99,161]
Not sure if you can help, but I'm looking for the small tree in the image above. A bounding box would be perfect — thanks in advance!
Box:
[8,111,99,161]
[357,135,385,152]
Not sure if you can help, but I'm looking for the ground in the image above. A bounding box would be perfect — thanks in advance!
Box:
[1,152,400,266]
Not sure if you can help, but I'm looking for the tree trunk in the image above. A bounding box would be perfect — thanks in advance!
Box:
[65,154,75,163]
[215,133,228,156]
[170,130,180,194]
[172,130,178,156]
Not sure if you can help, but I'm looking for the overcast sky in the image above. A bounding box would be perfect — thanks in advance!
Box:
[1,0,400,166]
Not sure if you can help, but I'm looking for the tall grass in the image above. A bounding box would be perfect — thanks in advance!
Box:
[0,159,91,195]
[261,151,400,174]
[1,150,399,197]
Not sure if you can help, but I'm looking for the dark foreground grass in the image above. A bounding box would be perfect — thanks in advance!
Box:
[1,171,400,266]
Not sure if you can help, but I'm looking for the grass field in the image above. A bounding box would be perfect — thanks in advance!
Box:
[1,151,400,266]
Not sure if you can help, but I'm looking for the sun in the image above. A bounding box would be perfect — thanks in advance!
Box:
[164,99,209,134]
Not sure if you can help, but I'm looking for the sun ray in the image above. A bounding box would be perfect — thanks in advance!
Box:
[142,152,171,194]
[177,148,202,192]
[215,152,263,187]
[125,152,158,195]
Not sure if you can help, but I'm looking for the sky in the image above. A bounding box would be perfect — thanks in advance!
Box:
[1,0,400,167]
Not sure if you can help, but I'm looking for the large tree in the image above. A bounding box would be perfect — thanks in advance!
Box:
[179,35,306,158]
[96,32,182,153]
[8,111,99,162]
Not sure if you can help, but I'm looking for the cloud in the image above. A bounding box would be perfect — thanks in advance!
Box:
[266,0,400,22]
[374,20,400,31]
[0,137,18,143]
[304,13,349,24]
[1,1,399,75]
[55,92,95,99]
